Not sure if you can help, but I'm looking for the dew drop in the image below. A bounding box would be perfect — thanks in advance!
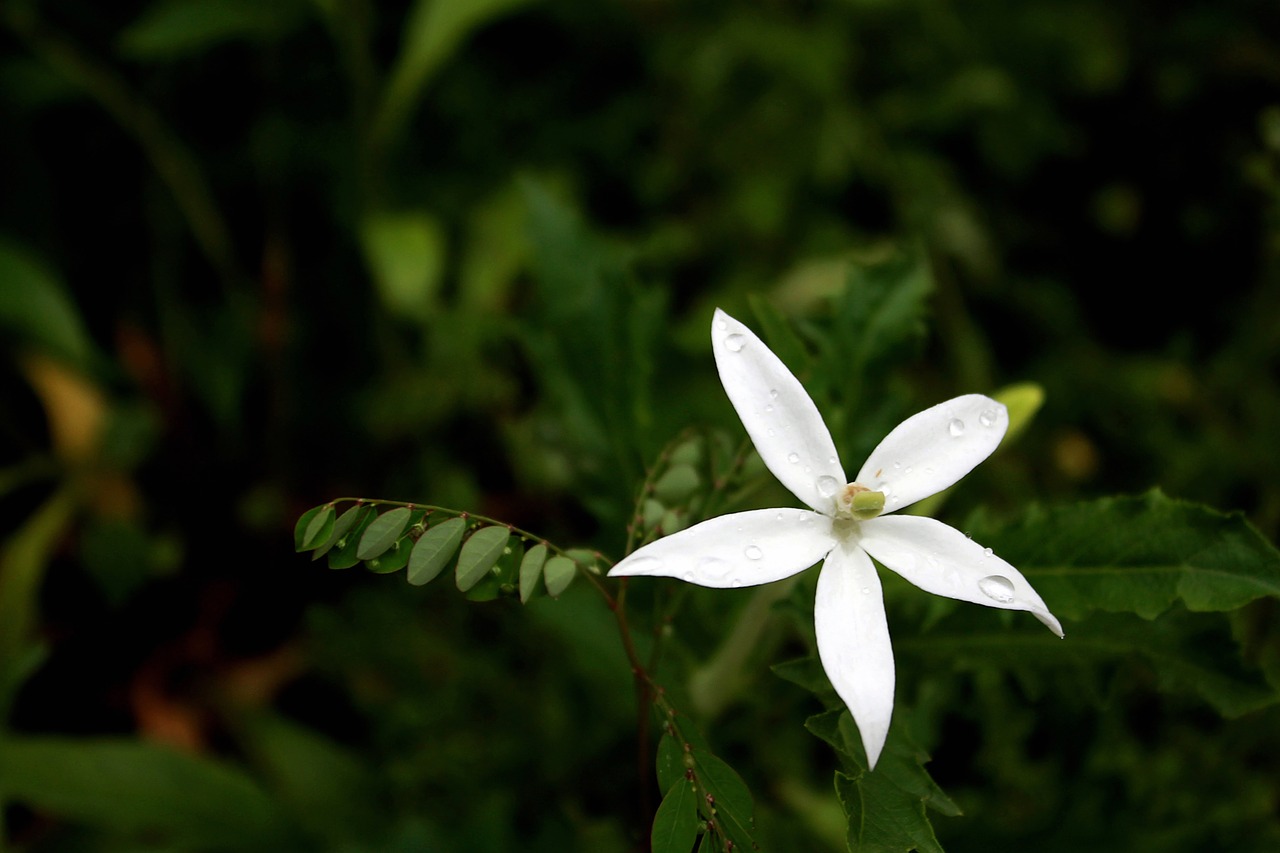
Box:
[724,334,745,352]
[744,545,763,560]
[983,547,994,558]
[861,587,871,595]
[627,556,663,574]
[716,318,728,331]
[948,418,966,437]
[775,512,785,521]
[787,452,800,464]
[979,408,998,428]
[892,461,902,470]
[828,456,837,465]
[816,475,840,497]
[978,575,1016,603]
[765,404,774,413]
[697,556,733,579]
[769,389,779,399]
[682,571,695,582]
[904,466,913,474]
[730,579,743,588]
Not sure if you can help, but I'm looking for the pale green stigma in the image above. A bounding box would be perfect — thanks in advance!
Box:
[835,483,885,521]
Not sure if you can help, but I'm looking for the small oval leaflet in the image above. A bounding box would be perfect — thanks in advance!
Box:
[543,555,577,597]
[455,526,511,591]
[407,518,466,586]
[312,504,364,561]
[327,506,377,569]
[651,778,698,853]
[367,538,411,573]
[519,543,548,603]
[294,505,328,551]
[299,505,335,551]
[357,506,413,560]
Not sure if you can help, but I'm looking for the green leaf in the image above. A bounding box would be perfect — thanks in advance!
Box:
[311,504,363,561]
[970,490,1280,620]
[655,732,686,795]
[407,517,465,586]
[356,506,412,560]
[118,0,307,60]
[652,778,698,853]
[300,505,335,551]
[805,709,957,853]
[543,555,577,598]
[237,713,383,846]
[326,506,376,570]
[653,464,700,503]
[748,294,814,379]
[373,0,530,149]
[0,735,290,848]
[465,534,521,602]
[359,209,446,322]
[366,539,412,574]
[0,238,97,368]
[692,750,757,850]
[834,247,932,377]
[294,506,326,551]
[518,542,547,603]
[455,526,510,591]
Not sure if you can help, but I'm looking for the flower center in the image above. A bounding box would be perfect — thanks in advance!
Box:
[834,483,885,521]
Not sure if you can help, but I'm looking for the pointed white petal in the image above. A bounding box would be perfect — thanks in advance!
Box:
[814,541,895,769]
[859,515,1064,637]
[608,508,837,589]
[712,309,845,514]
[856,395,1008,513]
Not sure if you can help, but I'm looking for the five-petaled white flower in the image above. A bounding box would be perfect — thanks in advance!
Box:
[610,309,1063,769]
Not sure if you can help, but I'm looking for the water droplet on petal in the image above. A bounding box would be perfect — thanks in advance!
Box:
[730,579,742,588]
[626,556,663,574]
[983,547,994,558]
[775,512,785,521]
[816,475,840,497]
[892,461,902,470]
[787,452,800,464]
[697,556,733,579]
[828,456,837,465]
[948,418,966,437]
[716,318,728,331]
[765,404,774,413]
[861,587,871,595]
[744,545,763,560]
[904,466,913,474]
[724,334,746,352]
[682,571,695,582]
[978,575,1016,603]
[979,408,998,428]
[769,389,779,399]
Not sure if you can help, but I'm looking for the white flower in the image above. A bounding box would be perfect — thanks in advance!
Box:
[610,309,1063,769]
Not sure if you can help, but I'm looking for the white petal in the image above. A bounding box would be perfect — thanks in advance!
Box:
[712,309,845,514]
[814,541,895,769]
[856,395,1008,513]
[859,515,1064,637]
[608,508,837,589]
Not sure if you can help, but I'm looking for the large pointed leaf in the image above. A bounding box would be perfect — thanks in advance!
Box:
[0,735,292,849]
[970,490,1280,620]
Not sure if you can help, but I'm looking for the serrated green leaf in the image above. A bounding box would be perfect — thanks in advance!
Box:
[407,518,466,586]
[804,709,958,853]
[519,543,547,603]
[327,506,376,569]
[356,507,412,560]
[971,490,1280,620]
[0,735,290,848]
[543,555,577,597]
[455,526,510,591]
[300,505,335,551]
[311,504,363,561]
[652,778,698,853]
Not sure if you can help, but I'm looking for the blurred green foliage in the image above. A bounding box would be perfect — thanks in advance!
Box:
[1,0,1279,850]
